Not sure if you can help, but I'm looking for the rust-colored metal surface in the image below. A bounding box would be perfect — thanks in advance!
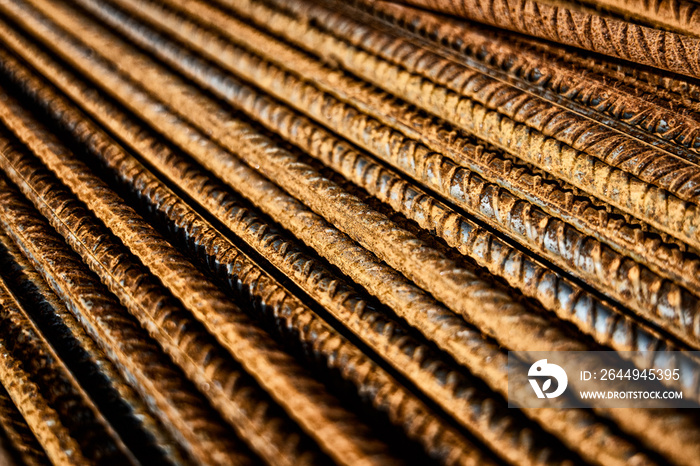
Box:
[0,0,698,464]
[393,0,700,79]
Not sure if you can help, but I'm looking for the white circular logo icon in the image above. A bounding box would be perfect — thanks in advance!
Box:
[528,359,568,399]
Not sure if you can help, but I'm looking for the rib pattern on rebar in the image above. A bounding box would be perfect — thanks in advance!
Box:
[0,0,697,465]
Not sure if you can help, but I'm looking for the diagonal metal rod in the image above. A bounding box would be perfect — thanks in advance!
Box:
[0,35,574,466]
[199,0,700,262]
[0,276,139,465]
[360,0,700,157]
[0,86,403,466]
[57,0,700,402]
[0,227,188,466]
[0,2,680,461]
[0,53,493,466]
[0,383,50,466]
[17,1,700,463]
[570,0,700,37]
[385,0,700,80]
[0,5,659,466]
[0,311,87,466]
[0,1,695,465]
[90,0,700,353]
[279,0,700,167]
[213,0,700,254]
[239,0,700,220]
[488,22,700,112]
[213,0,700,291]
[0,176,258,466]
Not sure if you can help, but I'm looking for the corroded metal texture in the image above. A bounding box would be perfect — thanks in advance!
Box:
[0,277,137,466]
[67,0,700,388]
[0,175,259,466]
[0,97,398,466]
[392,0,700,79]
[8,1,700,464]
[0,49,488,466]
[0,325,87,466]
[0,228,187,466]
[0,26,585,466]
[0,384,50,466]
[99,0,700,352]
[552,0,700,38]
[0,0,697,465]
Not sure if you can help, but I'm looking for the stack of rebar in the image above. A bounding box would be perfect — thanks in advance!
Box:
[0,0,698,464]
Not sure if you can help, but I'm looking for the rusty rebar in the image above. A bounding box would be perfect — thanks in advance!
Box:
[353,0,700,162]
[0,318,86,466]
[55,0,700,404]
[230,0,700,218]
[488,25,700,111]
[0,3,664,465]
[211,0,700,295]
[0,143,370,465]
[0,175,259,466]
[18,1,700,463]
[368,1,700,117]
[388,0,700,79]
[77,0,700,354]
[0,48,495,466]
[257,0,700,221]
[365,0,700,112]
[0,0,696,464]
[0,227,188,466]
[0,79,406,466]
[0,31,581,466]
[0,272,138,465]
[0,367,50,466]
[558,0,700,38]
[373,0,700,116]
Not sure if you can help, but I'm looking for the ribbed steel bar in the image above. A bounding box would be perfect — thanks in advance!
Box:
[0,144,384,466]
[374,0,700,113]
[241,0,700,223]
[43,0,588,360]
[0,5,661,466]
[74,0,700,353]
[0,32,605,466]
[71,120,497,466]
[0,145,331,466]
[0,82,401,466]
[567,0,700,38]
[0,34,579,466]
[209,0,700,299]
[0,320,86,466]
[0,176,258,466]
[0,276,138,466]
[0,1,696,464]
[352,0,700,161]
[235,0,700,211]
[249,0,700,212]
[60,0,700,403]
[494,27,700,111]
[376,0,700,113]
[0,384,50,466]
[0,228,187,466]
[389,0,700,79]
[20,2,700,464]
[0,51,492,466]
